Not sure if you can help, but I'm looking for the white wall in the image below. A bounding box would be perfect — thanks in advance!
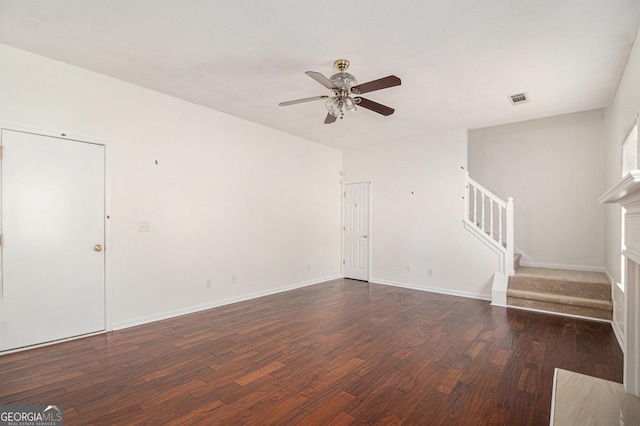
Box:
[342,130,499,299]
[468,110,605,270]
[603,28,640,341]
[0,44,342,328]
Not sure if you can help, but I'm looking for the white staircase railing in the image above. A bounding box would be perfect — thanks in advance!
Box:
[464,172,515,276]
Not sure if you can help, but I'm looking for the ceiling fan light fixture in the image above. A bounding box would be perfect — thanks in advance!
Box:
[344,96,356,110]
[325,97,341,116]
[330,72,357,89]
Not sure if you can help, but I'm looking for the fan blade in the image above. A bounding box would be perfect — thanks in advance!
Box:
[279,95,329,106]
[305,71,336,90]
[357,97,395,116]
[351,75,401,95]
[324,113,337,124]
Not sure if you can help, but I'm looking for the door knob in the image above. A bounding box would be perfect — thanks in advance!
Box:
[363,235,368,238]
[94,244,103,252]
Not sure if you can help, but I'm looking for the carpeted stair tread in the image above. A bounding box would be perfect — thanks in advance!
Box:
[507,289,612,310]
[507,296,612,320]
[507,266,612,320]
[509,267,610,300]
[514,266,608,284]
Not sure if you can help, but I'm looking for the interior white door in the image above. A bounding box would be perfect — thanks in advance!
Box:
[344,182,370,281]
[0,129,106,352]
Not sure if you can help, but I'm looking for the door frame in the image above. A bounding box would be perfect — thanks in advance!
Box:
[342,180,372,281]
[0,123,113,347]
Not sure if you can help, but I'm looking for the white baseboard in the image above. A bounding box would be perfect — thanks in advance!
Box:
[602,268,625,352]
[518,260,605,273]
[604,268,624,353]
[369,278,491,301]
[505,304,612,323]
[113,275,342,331]
[612,317,625,352]
[603,268,616,287]
[550,368,559,426]
[0,330,106,356]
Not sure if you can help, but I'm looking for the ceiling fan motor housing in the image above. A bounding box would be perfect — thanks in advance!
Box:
[334,59,350,72]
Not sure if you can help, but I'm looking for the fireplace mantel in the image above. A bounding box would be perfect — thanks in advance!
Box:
[600,172,640,397]
[599,171,640,204]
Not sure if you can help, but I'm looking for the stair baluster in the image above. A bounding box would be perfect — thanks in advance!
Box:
[464,172,515,276]
[489,199,494,239]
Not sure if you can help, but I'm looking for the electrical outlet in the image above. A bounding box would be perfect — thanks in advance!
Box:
[138,221,150,232]
[428,268,433,276]
[206,279,212,289]
[405,265,411,272]
[231,275,236,284]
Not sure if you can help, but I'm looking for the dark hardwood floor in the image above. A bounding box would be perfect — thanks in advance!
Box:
[0,279,623,425]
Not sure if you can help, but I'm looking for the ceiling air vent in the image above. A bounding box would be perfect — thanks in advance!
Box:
[509,92,529,105]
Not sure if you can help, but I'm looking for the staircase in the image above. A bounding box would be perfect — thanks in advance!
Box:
[464,173,613,321]
[464,173,514,275]
[507,256,612,320]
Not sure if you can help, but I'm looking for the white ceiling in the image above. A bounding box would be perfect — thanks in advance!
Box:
[0,1,639,150]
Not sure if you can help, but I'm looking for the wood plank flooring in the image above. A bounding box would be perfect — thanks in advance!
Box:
[0,279,623,425]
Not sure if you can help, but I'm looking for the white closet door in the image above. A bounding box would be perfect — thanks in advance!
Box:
[0,129,105,352]
[344,182,370,281]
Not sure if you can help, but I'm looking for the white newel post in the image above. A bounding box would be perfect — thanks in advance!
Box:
[599,171,640,397]
[506,197,515,276]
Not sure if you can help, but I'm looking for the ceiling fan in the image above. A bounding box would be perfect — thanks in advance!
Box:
[279,59,401,124]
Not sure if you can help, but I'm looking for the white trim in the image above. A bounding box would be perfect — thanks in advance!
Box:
[340,179,344,277]
[549,368,559,426]
[463,220,505,275]
[104,142,113,332]
[370,278,491,301]
[463,220,506,253]
[505,304,612,323]
[0,330,106,356]
[598,170,640,204]
[343,180,372,185]
[613,313,625,352]
[113,275,341,330]
[623,247,640,266]
[491,272,508,307]
[368,181,372,283]
[0,122,110,148]
[604,268,616,289]
[604,267,625,351]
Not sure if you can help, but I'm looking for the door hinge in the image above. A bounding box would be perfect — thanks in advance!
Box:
[343,226,345,231]
[342,260,345,265]
[0,234,3,246]
[0,146,3,159]
[343,192,346,197]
